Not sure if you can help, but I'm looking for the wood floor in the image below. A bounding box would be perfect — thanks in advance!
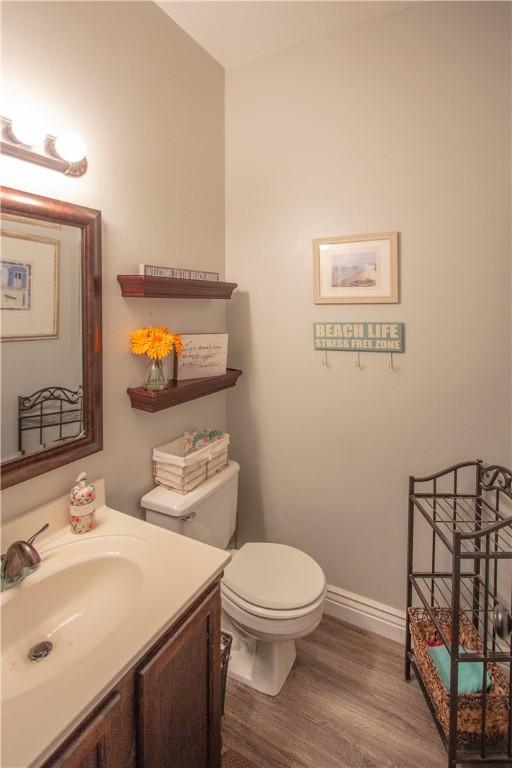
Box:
[222,615,452,768]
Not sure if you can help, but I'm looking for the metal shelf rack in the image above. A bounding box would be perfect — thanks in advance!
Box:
[405,460,512,767]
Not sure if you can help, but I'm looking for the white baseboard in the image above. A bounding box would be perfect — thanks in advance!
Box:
[324,584,406,644]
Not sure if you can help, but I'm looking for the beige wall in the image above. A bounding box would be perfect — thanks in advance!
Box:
[226,2,511,610]
[1,1,510,616]
[1,1,226,520]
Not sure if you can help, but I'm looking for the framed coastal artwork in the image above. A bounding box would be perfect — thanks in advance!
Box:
[313,231,398,304]
[1,230,59,340]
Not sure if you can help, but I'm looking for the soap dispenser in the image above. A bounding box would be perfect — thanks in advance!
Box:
[69,472,96,534]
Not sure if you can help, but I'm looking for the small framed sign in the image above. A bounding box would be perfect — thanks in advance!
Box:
[139,264,219,281]
[174,333,228,380]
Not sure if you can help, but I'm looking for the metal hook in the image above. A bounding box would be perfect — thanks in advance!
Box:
[355,351,364,370]
[322,350,330,368]
[389,352,398,372]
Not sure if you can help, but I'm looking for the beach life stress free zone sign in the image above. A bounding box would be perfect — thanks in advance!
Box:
[314,322,405,352]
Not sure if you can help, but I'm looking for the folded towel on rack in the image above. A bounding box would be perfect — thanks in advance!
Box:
[427,644,491,694]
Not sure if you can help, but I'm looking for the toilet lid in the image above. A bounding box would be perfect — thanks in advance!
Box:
[223,543,326,610]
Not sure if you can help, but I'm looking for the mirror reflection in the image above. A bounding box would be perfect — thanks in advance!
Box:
[1,214,83,462]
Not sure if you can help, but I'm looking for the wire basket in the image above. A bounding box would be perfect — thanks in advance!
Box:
[409,607,509,748]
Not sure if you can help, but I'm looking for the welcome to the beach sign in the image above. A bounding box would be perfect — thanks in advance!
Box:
[314,322,405,352]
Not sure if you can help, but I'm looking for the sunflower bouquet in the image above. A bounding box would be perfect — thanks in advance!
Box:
[130,326,184,391]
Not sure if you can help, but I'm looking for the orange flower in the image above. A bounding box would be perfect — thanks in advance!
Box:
[130,326,184,360]
[172,333,184,357]
[146,327,173,360]
[130,327,151,355]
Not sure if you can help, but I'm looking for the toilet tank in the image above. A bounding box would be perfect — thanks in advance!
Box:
[141,461,239,549]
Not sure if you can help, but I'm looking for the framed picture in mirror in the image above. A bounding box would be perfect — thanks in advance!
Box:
[1,227,60,340]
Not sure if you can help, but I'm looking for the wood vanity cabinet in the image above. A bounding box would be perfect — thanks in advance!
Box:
[43,580,222,768]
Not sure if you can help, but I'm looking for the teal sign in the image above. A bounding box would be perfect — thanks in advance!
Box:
[314,322,405,352]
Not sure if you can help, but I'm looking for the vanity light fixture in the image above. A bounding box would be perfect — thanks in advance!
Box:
[10,115,47,148]
[1,116,88,177]
[53,133,87,164]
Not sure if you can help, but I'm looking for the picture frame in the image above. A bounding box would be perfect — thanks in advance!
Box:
[313,231,398,304]
[174,333,228,381]
[1,229,59,340]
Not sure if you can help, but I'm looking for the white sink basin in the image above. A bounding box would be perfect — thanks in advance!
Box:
[1,485,230,768]
[2,535,157,704]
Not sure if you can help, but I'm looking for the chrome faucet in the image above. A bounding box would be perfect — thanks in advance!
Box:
[1,523,49,591]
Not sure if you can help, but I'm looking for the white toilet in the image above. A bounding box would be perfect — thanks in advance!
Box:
[141,461,327,696]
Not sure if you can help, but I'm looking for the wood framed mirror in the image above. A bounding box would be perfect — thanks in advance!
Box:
[0,186,102,489]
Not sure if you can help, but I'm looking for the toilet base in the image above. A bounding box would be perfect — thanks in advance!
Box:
[222,614,296,696]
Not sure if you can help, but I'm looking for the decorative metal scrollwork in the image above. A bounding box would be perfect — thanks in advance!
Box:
[18,386,83,454]
[19,386,82,410]
[480,464,512,498]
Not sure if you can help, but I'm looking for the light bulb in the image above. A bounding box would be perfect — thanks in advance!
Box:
[10,115,47,147]
[53,133,87,163]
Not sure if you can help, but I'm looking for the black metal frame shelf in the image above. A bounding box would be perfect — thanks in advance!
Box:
[412,493,512,557]
[405,460,512,768]
[18,385,83,454]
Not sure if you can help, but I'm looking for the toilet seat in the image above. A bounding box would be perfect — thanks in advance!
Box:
[222,586,325,644]
[221,581,327,620]
[222,542,326,611]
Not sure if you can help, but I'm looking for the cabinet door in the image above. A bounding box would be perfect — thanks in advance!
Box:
[137,584,221,768]
[47,692,121,768]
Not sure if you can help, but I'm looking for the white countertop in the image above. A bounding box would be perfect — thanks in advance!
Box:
[1,481,230,768]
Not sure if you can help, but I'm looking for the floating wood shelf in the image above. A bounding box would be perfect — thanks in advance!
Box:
[127,369,243,412]
[117,275,238,299]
